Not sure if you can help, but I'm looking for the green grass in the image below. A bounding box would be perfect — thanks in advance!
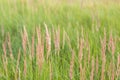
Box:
[0,0,120,80]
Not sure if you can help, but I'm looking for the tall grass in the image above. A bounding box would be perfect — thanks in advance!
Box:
[0,26,120,80]
[0,0,120,80]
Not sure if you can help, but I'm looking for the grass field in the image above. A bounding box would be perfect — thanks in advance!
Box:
[0,0,120,80]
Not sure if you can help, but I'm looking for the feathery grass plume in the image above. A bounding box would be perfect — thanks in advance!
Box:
[54,27,60,53]
[116,53,120,79]
[108,32,115,54]
[21,26,28,76]
[108,32,115,80]
[111,40,115,80]
[23,26,31,56]
[7,32,14,60]
[83,38,88,70]
[100,29,106,80]
[21,26,27,54]
[90,57,94,80]
[108,60,115,80]
[7,33,15,76]
[44,23,51,60]
[15,49,21,80]
[69,49,75,80]
[2,42,8,78]
[96,56,98,75]
[79,38,84,80]
[36,27,44,71]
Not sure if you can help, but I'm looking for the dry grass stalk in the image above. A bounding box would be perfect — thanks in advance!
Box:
[21,27,28,76]
[23,26,31,54]
[22,27,28,55]
[79,38,84,80]
[79,27,84,62]
[100,29,106,80]
[83,40,88,69]
[7,33,14,60]
[36,28,44,70]
[111,48,115,80]
[108,33,115,80]
[108,60,115,80]
[69,49,75,80]
[116,54,120,79]
[7,33,15,74]
[44,23,51,60]
[36,43,44,71]
[40,31,44,62]
[2,42,8,77]
[90,57,94,80]
[15,49,21,80]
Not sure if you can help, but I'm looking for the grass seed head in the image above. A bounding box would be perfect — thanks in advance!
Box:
[69,49,75,80]
[44,23,51,60]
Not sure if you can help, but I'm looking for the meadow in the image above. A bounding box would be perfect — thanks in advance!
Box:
[0,0,120,80]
